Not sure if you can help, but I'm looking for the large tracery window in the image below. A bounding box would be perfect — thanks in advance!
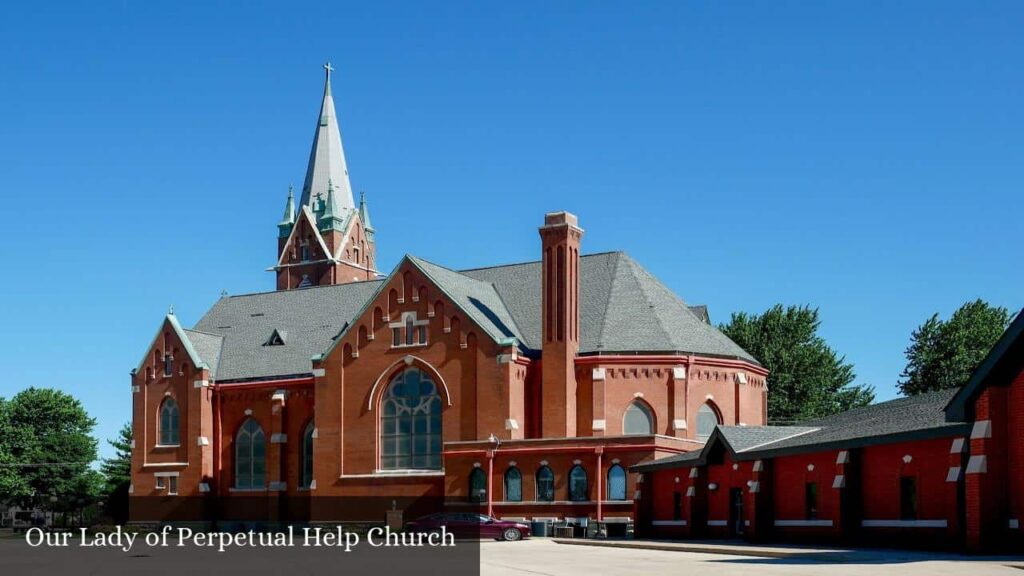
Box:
[235,418,266,489]
[696,402,721,441]
[623,400,654,435]
[380,367,442,470]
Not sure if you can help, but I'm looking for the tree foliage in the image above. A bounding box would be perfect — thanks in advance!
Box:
[720,304,875,423]
[1,388,98,509]
[100,423,132,524]
[899,299,1011,396]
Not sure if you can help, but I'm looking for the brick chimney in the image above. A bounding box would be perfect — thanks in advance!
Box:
[539,211,583,438]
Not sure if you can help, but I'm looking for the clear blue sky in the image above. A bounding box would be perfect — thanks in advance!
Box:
[1,2,1021,459]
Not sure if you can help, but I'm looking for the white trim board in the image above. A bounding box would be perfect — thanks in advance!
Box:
[774,520,833,527]
[652,520,688,526]
[861,519,948,528]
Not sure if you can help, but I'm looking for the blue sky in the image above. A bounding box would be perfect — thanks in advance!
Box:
[1,2,1021,459]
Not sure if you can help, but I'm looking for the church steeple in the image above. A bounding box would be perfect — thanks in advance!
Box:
[278,185,296,238]
[299,62,355,214]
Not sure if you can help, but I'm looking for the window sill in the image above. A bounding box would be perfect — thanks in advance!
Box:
[390,343,428,350]
[154,444,180,449]
[228,488,268,493]
[340,469,445,479]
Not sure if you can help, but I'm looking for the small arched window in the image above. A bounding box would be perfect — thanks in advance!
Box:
[158,398,179,446]
[301,421,314,489]
[696,403,721,441]
[235,418,266,489]
[504,467,522,502]
[607,464,627,501]
[568,465,588,502]
[623,400,654,435]
[469,467,486,503]
[536,465,554,502]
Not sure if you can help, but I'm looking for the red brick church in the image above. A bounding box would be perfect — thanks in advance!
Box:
[129,66,768,524]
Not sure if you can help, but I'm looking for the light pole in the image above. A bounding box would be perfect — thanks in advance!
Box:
[487,434,501,518]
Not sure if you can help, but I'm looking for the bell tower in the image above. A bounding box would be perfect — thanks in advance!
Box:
[272,63,378,290]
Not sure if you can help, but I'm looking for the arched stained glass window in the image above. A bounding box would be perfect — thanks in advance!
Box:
[235,418,266,489]
[504,467,522,502]
[568,465,588,502]
[607,464,627,501]
[469,467,486,503]
[623,400,654,435]
[158,398,179,445]
[301,421,314,489]
[380,367,442,470]
[696,403,721,441]
[536,466,554,502]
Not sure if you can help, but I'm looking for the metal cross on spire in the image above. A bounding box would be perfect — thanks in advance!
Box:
[323,61,334,78]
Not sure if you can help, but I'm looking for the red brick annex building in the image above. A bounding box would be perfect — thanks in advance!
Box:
[129,67,768,525]
[634,311,1024,553]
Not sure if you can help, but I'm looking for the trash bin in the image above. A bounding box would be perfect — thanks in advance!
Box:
[531,521,548,537]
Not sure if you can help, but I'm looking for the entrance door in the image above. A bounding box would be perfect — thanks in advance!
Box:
[729,488,745,535]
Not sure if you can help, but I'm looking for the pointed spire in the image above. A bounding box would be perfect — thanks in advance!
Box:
[319,178,345,233]
[359,190,374,235]
[278,185,296,238]
[300,62,355,215]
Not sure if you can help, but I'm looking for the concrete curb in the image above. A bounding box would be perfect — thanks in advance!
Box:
[550,538,846,559]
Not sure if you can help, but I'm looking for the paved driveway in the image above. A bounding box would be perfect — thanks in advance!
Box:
[480,539,1024,576]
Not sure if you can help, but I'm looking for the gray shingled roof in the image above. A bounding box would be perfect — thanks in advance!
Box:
[191,280,382,381]
[633,388,967,472]
[183,251,756,381]
[462,252,756,361]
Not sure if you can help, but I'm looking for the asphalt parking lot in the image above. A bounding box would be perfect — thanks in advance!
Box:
[480,539,1024,576]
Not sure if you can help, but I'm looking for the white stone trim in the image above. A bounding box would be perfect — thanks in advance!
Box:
[673,419,687,431]
[689,468,699,479]
[748,481,760,493]
[130,439,136,449]
[946,466,962,483]
[833,475,846,489]
[970,420,992,440]
[836,450,850,464]
[592,368,606,381]
[153,471,180,478]
[366,355,452,410]
[198,483,210,493]
[966,455,988,474]
[735,372,747,384]
[268,481,287,491]
[312,368,326,377]
[707,520,727,527]
[752,460,763,472]
[271,433,288,444]
[671,367,686,380]
[1009,519,1019,530]
[686,486,695,497]
[592,419,606,431]
[132,385,140,393]
[197,436,210,446]
[775,520,833,527]
[652,520,688,526]
[862,519,948,528]
[505,418,520,431]
[950,438,966,453]
[193,380,209,389]
[497,354,514,364]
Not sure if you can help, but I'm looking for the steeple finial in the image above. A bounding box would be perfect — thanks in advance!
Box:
[300,63,355,213]
[278,186,296,237]
[359,190,374,234]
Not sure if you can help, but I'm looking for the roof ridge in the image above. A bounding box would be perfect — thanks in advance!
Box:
[735,427,821,453]
[183,327,225,338]
[457,251,624,273]
[487,279,527,347]
[219,278,384,300]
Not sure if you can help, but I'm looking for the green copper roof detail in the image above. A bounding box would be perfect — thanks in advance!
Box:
[359,191,374,234]
[278,186,296,237]
[318,178,346,233]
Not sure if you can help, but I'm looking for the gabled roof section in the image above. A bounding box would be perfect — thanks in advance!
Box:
[461,251,757,362]
[182,329,224,376]
[193,280,382,381]
[299,64,355,215]
[632,388,966,472]
[946,309,1024,422]
[274,206,336,268]
[135,313,212,374]
[408,256,525,347]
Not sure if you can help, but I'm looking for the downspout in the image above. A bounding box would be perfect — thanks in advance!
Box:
[487,448,495,518]
[596,448,604,521]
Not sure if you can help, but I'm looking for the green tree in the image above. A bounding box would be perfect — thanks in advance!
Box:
[99,423,132,524]
[4,388,98,509]
[720,304,875,423]
[899,299,1011,395]
[0,398,33,503]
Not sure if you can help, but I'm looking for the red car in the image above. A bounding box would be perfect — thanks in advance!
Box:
[406,513,531,541]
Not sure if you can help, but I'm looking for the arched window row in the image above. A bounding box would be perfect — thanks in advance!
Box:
[480,464,632,503]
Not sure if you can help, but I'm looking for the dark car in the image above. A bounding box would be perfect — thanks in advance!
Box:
[405,513,531,541]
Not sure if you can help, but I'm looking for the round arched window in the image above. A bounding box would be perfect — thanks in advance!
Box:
[380,368,442,470]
